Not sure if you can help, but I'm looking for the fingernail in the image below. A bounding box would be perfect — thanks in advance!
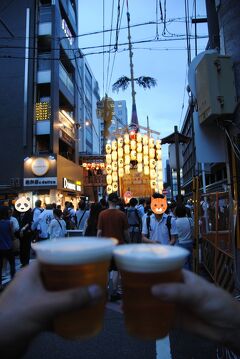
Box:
[88,284,103,299]
[151,285,169,299]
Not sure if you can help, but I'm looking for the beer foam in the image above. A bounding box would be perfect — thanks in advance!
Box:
[113,244,189,273]
[33,237,118,265]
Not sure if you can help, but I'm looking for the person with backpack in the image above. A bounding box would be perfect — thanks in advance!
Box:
[126,198,142,243]
[142,193,178,245]
[76,201,89,232]
[48,209,67,239]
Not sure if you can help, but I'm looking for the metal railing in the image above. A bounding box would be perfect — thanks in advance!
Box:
[59,63,74,95]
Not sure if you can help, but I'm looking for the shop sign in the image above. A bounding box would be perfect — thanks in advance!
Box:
[31,157,49,176]
[63,178,81,192]
[24,177,57,187]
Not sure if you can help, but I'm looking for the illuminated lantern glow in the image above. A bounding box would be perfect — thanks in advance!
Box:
[157,171,163,181]
[149,148,155,159]
[149,138,155,148]
[91,163,96,169]
[150,179,156,189]
[137,153,143,163]
[156,149,162,160]
[106,174,112,185]
[112,182,118,192]
[130,140,136,150]
[82,163,87,167]
[125,155,130,165]
[157,160,163,170]
[112,161,118,171]
[106,167,112,174]
[106,184,113,194]
[112,171,118,182]
[129,130,136,140]
[137,143,142,153]
[106,154,111,164]
[131,150,137,161]
[136,133,142,143]
[112,140,117,151]
[144,165,150,175]
[125,165,130,174]
[118,137,123,147]
[143,134,148,145]
[124,144,130,155]
[106,144,112,154]
[143,155,149,165]
[156,139,161,149]
[118,148,123,158]
[137,163,143,173]
[150,169,157,179]
[150,159,156,168]
[118,158,124,167]
[143,145,148,155]
[124,191,133,204]
[124,133,130,144]
[100,163,105,168]
[112,151,117,161]
[118,168,124,177]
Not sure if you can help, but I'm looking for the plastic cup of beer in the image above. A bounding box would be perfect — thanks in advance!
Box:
[113,244,188,340]
[34,237,117,339]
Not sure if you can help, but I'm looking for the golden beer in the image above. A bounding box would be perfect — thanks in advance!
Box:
[34,237,117,339]
[113,244,188,340]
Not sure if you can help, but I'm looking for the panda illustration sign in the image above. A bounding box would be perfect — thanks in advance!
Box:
[15,197,31,212]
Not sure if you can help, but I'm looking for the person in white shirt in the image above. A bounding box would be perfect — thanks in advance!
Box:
[175,204,194,270]
[48,209,67,239]
[76,201,90,231]
[142,193,178,245]
[32,204,54,240]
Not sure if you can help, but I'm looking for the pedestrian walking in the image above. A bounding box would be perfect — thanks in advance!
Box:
[48,209,67,239]
[84,203,101,236]
[76,201,89,232]
[126,197,142,243]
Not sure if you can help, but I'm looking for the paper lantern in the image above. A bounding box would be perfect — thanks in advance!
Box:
[100,163,105,168]
[106,174,112,185]
[149,138,155,148]
[106,144,112,154]
[106,184,113,194]
[157,171,163,181]
[143,156,149,165]
[157,160,162,170]
[106,164,112,174]
[112,140,117,151]
[149,159,156,168]
[118,158,124,167]
[118,148,123,158]
[125,154,130,165]
[137,143,142,153]
[125,165,130,174]
[118,137,123,147]
[150,169,156,179]
[118,168,124,177]
[150,179,156,189]
[124,133,130,144]
[137,163,143,173]
[156,149,162,160]
[106,154,111,164]
[130,140,136,150]
[149,148,155,159]
[112,182,118,192]
[137,153,143,163]
[124,144,130,155]
[112,161,118,171]
[143,145,148,155]
[143,134,148,145]
[112,151,117,161]
[131,150,137,161]
[112,171,118,182]
[144,166,149,175]
[136,133,142,143]
[82,163,87,168]
[156,139,161,149]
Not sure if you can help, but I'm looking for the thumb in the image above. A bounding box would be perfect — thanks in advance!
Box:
[41,284,103,317]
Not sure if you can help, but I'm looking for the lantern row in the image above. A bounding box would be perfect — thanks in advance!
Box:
[105,133,163,194]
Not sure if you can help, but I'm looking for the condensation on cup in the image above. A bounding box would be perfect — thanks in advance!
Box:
[113,244,189,340]
[33,237,118,339]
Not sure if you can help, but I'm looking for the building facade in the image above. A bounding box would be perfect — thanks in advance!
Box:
[0,0,85,208]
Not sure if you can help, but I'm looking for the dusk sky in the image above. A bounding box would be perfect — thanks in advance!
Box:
[78,0,208,163]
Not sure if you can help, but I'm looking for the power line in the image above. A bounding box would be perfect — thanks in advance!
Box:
[105,0,115,93]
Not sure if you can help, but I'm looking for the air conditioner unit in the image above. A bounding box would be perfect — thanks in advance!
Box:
[196,53,237,124]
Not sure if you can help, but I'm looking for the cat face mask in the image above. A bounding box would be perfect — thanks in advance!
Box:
[151,196,167,215]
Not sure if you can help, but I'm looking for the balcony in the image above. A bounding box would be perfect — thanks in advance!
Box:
[39,6,52,36]
[59,110,75,139]
[59,63,74,95]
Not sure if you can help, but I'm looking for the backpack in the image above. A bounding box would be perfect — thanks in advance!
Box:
[126,208,142,231]
[146,214,172,240]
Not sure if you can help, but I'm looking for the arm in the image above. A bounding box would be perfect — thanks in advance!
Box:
[170,218,178,245]
[152,270,240,354]
[141,233,156,243]
[0,262,102,358]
